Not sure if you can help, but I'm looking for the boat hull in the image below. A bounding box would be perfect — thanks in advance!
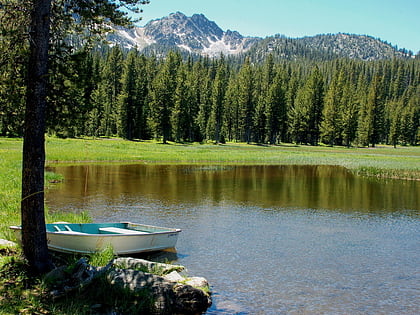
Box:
[10,222,181,255]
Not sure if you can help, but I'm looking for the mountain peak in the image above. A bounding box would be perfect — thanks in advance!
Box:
[110,12,258,56]
[191,13,207,20]
[171,11,187,18]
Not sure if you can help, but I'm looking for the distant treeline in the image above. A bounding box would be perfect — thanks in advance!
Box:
[1,46,419,146]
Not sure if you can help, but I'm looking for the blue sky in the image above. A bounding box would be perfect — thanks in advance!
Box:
[134,0,420,53]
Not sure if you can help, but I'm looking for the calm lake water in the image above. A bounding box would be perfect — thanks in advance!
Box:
[45,164,420,314]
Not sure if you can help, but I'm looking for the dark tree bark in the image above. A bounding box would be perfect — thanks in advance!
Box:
[21,0,54,274]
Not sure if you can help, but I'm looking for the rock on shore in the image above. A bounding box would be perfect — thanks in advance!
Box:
[46,257,212,314]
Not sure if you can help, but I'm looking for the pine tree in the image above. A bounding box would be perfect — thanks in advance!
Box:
[0,0,28,136]
[141,54,158,140]
[48,49,97,138]
[340,81,358,147]
[253,54,275,143]
[207,55,228,143]
[400,86,420,145]
[290,86,309,144]
[149,51,180,143]
[285,72,301,143]
[133,54,150,140]
[290,66,324,145]
[90,74,108,136]
[320,70,345,146]
[223,76,240,141]
[237,57,255,143]
[100,46,123,137]
[307,66,324,145]
[390,60,407,100]
[84,52,102,137]
[172,64,191,142]
[186,58,205,141]
[387,100,402,147]
[265,71,286,144]
[117,50,138,140]
[369,74,385,146]
[357,74,384,147]
[253,100,266,143]
[196,65,214,141]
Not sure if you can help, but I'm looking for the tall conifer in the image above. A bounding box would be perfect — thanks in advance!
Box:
[207,55,228,143]
[117,50,138,139]
[237,57,255,143]
[149,51,180,143]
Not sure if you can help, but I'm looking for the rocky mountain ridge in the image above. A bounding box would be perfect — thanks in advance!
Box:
[106,12,413,61]
[107,12,259,57]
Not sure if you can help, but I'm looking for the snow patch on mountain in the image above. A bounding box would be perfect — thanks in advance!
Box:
[202,35,249,56]
[107,27,155,50]
[177,44,192,53]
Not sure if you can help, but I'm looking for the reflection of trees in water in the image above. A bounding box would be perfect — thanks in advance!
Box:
[46,165,419,213]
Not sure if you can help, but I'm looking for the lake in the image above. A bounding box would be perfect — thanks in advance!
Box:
[45,164,420,314]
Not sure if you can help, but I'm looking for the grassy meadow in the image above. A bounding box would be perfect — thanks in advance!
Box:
[1,137,419,240]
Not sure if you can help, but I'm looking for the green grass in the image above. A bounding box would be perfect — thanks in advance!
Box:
[0,138,22,241]
[88,244,115,267]
[0,138,92,241]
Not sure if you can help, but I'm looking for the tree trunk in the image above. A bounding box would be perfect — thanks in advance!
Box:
[21,0,53,274]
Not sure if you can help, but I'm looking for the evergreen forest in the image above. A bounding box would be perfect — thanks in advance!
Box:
[1,6,419,147]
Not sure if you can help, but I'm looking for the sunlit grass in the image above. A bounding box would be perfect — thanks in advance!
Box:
[0,139,22,241]
[0,138,92,241]
[88,244,115,267]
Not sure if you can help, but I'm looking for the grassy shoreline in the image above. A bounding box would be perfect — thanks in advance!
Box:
[1,137,419,239]
[1,137,419,314]
[44,137,420,179]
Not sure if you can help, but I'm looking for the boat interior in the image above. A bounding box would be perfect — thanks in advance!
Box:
[47,222,159,235]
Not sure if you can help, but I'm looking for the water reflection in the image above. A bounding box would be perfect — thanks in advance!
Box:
[45,164,420,314]
[46,164,419,213]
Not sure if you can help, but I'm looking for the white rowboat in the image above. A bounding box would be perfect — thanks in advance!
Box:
[10,222,181,255]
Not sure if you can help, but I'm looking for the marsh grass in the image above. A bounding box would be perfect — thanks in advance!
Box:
[45,171,64,183]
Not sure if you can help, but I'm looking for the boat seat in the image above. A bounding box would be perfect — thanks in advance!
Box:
[53,225,87,235]
[55,231,88,235]
[98,227,149,235]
